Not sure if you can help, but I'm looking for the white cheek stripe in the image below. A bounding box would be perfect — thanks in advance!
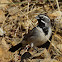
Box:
[41,20,45,24]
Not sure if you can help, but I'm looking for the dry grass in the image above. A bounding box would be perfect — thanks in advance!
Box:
[0,0,62,62]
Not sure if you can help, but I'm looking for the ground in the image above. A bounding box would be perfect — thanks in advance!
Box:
[0,0,62,62]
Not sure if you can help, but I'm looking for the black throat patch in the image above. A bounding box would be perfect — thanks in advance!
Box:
[38,20,49,35]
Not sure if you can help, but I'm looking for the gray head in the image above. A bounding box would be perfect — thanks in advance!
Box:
[36,14,51,35]
[36,14,50,23]
[36,14,51,27]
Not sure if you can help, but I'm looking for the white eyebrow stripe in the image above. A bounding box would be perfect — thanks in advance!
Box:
[44,16,48,18]
[40,15,50,21]
[44,16,50,21]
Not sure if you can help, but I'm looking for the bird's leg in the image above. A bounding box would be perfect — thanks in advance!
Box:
[31,43,38,53]
[24,44,31,51]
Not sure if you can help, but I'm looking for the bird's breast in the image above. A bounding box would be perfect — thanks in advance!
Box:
[32,27,52,46]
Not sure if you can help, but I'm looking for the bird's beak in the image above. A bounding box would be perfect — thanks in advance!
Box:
[35,16,39,19]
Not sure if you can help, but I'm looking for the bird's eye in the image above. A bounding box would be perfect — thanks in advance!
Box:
[41,17,44,19]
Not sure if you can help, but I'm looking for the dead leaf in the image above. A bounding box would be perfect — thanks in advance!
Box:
[57,44,62,53]
[8,7,19,15]
[0,10,6,23]
[2,38,9,50]
[0,0,9,8]
[0,28,5,36]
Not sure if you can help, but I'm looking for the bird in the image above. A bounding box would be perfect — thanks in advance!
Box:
[9,14,52,52]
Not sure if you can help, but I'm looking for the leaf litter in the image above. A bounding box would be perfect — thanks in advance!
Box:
[0,0,62,62]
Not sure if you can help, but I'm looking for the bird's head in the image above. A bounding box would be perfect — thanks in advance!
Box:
[36,14,50,28]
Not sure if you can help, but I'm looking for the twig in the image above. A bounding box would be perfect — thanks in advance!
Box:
[0,1,38,5]
[55,0,60,11]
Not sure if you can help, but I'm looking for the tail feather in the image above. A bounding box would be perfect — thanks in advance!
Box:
[9,43,22,52]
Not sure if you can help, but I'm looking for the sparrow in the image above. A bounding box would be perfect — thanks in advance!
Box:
[9,14,52,52]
